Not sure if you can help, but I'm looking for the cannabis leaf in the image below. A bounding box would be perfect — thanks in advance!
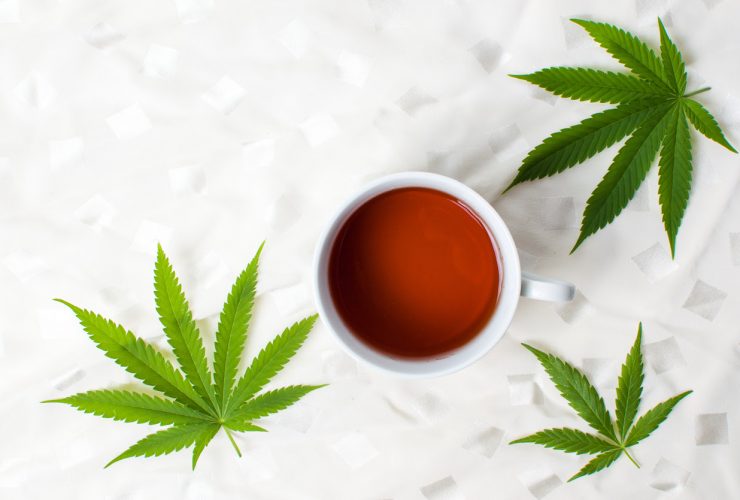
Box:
[44,243,324,469]
[511,323,691,481]
[507,18,736,257]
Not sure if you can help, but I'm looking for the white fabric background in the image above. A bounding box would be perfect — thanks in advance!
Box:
[1,0,739,498]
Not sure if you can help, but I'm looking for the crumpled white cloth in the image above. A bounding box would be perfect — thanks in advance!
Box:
[1,0,738,499]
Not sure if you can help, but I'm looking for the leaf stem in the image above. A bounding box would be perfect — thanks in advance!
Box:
[684,87,711,98]
[622,448,640,468]
[224,428,242,457]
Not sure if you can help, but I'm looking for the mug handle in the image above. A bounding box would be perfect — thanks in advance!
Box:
[521,271,575,302]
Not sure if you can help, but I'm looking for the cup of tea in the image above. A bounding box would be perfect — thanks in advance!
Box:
[313,172,574,377]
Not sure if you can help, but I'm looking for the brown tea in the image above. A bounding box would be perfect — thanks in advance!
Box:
[328,187,501,359]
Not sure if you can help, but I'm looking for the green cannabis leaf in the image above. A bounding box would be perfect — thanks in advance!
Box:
[511,323,691,481]
[44,243,324,469]
[507,18,736,257]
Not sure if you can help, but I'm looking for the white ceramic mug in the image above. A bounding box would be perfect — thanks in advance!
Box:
[313,172,575,377]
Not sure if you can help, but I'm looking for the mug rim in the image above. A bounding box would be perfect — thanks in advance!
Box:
[312,171,521,377]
